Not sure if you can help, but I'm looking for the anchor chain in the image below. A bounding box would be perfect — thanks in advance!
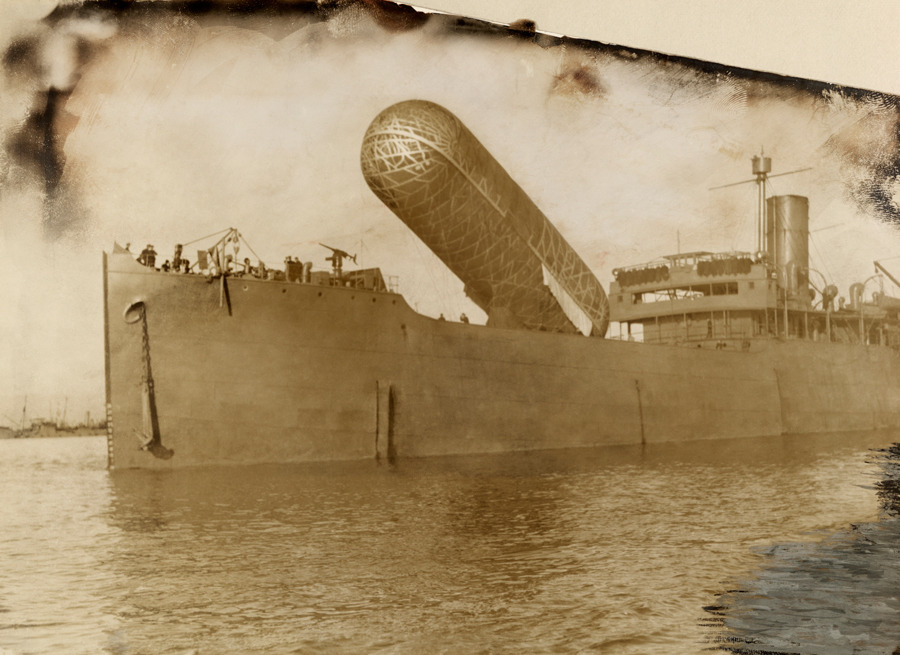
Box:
[137,304,155,450]
[125,301,173,459]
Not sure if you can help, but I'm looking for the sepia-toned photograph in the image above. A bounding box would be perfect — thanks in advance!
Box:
[2,1,900,652]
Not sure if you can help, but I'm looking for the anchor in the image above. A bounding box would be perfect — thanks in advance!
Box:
[124,301,174,460]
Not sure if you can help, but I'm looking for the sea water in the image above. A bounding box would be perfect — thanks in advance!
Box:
[0,432,898,654]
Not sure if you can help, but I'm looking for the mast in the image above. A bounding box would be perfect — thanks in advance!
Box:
[752,153,771,253]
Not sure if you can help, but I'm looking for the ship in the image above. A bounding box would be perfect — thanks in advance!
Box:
[103,100,900,469]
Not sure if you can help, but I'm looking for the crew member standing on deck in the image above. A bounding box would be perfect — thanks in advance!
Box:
[172,244,184,271]
[138,244,157,268]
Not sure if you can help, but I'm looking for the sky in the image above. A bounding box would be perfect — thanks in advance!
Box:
[1,1,900,425]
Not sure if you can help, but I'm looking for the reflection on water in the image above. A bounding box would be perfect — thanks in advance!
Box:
[0,432,897,654]
[710,444,900,654]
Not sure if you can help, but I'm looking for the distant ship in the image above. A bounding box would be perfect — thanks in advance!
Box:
[103,100,900,469]
[0,397,105,439]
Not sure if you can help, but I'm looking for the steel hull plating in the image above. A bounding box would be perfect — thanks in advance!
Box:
[104,252,900,469]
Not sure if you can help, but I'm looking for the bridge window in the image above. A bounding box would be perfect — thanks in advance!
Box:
[711,282,738,296]
[631,282,739,304]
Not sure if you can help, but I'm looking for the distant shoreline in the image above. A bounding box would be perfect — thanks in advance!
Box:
[0,426,106,439]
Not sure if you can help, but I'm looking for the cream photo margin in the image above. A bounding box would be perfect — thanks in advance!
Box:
[417,1,900,96]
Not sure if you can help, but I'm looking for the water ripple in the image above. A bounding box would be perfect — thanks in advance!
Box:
[709,444,900,654]
[1,432,896,653]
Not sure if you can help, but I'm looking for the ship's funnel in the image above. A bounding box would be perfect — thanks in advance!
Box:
[360,100,609,336]
[766,195,809,297]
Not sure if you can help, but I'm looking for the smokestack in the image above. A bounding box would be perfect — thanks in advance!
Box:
[766,195,809,297]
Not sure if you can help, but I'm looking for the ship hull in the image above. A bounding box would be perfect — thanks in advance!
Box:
[104,252,900,469]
